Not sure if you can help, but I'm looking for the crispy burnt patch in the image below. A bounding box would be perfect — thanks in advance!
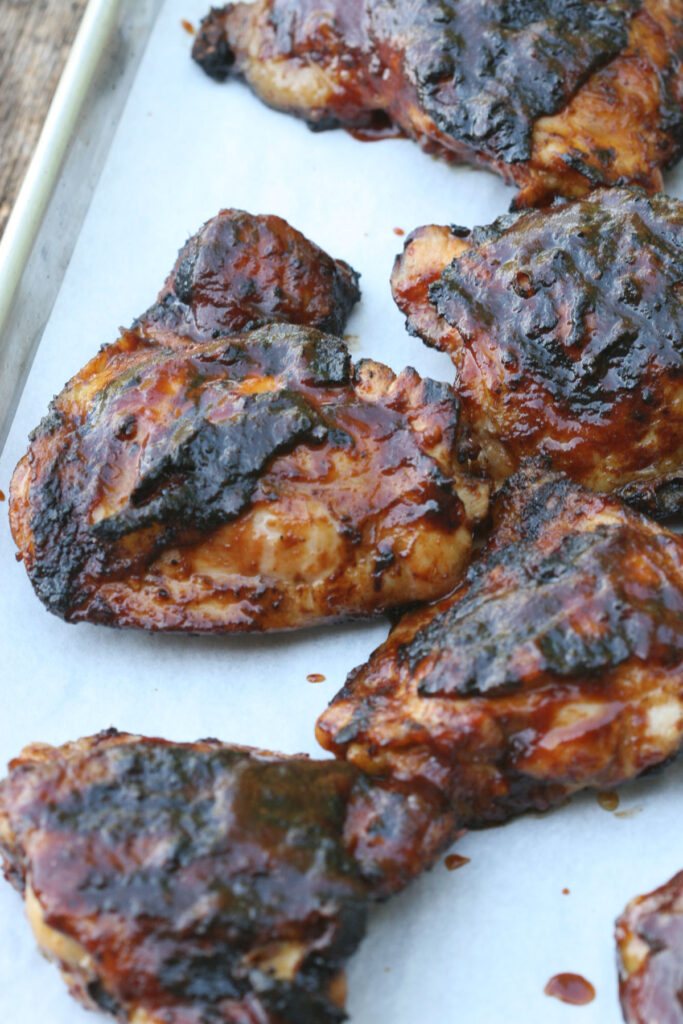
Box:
[192,0,682,203]
[393,188,683,515]
[10,323,479,632]
[616,870,683,1024]
[137,209,360,346]
[0,730,456,1024]
[379,0,638,165]
[194,0,635,160]
[317,462,683,827]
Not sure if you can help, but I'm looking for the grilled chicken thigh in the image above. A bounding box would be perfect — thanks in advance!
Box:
[11,206,488,631]
[193,0,683,207]
[10,324,483,631]
[136,208,360,347]
[0,730,455,1024]
[317,462,683,827]
[616,870,683,1024]
[392,187,683,517]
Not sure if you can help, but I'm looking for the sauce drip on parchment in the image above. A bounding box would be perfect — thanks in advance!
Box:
[545,973,595,1005]
[444,853,470,871]
[597,790,620,811]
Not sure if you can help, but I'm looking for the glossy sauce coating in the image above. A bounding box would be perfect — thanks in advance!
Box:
[192,0,683,206]
[0,731,367,1024]
[10,206,489,632]
[137,208,360,346]
[317,462,683,827]
[617,869,683,1024]
[392,188,683,517]
[0,731,454,1024]
[10,325,478,631]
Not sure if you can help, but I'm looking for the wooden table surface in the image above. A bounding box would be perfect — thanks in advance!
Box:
[0,0,87,241]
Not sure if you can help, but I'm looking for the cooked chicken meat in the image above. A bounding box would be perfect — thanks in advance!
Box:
[11,205,489,631]
[10,324,484,630]
[616,869,683,1024]
[391,187,683,517]
[0,729,456,1024]
[193,0,683,207]
[317,462,683,827]
[136,208,360,347]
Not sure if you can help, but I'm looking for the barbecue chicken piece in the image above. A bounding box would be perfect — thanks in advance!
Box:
[0,729,456,1024]
[392,187,683,518]
[192,0,683,208]
[317,462,683,828]
[136,208,360,347]
[616,869,683,1024]
[11,323,486,631]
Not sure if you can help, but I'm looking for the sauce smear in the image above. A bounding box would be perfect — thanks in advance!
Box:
[545,973,595,1005]
[181,19,195,34]
[347,119,404,143]
[307,673,326,684]
[444,853,470,871]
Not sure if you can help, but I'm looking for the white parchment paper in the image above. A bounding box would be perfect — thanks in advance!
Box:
[1,2,682,1021]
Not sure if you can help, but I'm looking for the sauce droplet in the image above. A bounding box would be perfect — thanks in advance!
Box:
[0,489,5,501]
[597,790,620,812]
[562,888,570,895]
[393,227,405,236]
[181,19,195,34]
[545,974,595,1005]
[307,673,326,684]
[444,853,470,871]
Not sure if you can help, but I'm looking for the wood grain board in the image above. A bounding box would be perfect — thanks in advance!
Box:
[0,0,87,241]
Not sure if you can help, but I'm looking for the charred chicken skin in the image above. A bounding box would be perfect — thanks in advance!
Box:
[0,729,456,1024]
[616,869,683,1024]
[10,207,488,631]
[392,187,683,518]
[192,0,683,207]
[317,462,683,828]
[10,324,481,631]
[136,208,360,347]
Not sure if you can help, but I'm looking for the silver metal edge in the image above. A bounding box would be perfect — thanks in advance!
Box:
[0,0,166,453]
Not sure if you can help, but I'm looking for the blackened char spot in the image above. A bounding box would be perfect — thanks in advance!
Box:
[12,740,370,1024]
[173,237,200,304]
[86,980,121,1016]
[92,389,329,540]
[258,975,347,1024]
[192,11,237,81]
[28,458,104,618]
[616,475,683,521]
[431,189,683,412]
[158,950,243,1002]
[300,334,351,386]
[401,521,681,698]
[384,0,639,162]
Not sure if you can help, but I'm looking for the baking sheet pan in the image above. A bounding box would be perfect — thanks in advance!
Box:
[1,1,682,1021]
[0,0,165,451]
